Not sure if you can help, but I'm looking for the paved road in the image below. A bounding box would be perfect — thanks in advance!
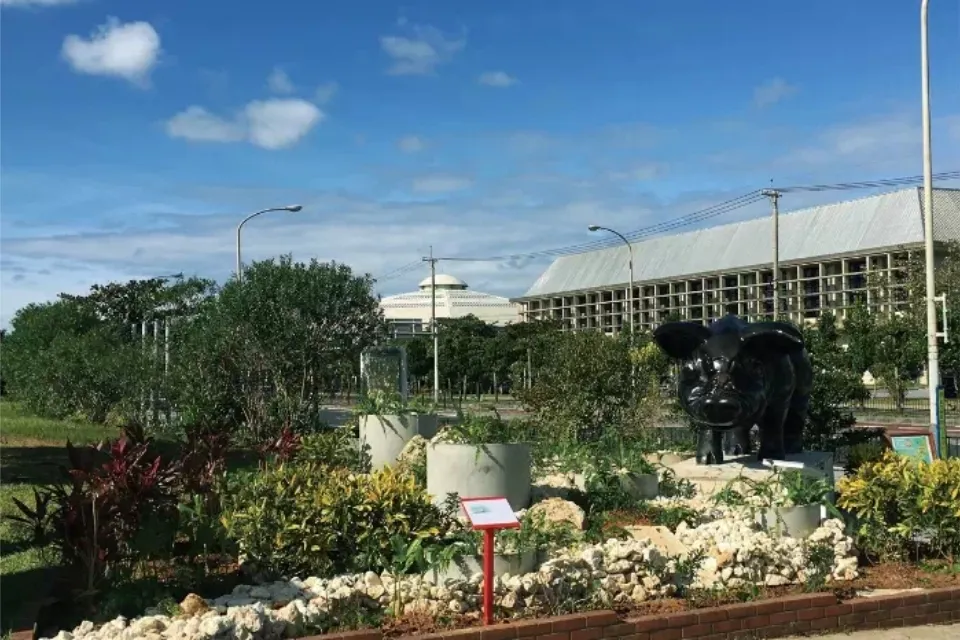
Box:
[783,624,960,639]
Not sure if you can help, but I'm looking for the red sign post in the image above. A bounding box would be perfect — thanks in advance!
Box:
[459,496,521,625]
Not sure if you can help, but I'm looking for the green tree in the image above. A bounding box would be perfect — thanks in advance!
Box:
[1,298,144,421]
[871,314,926,411]
[167,256,385,441]
[801,311,869,450]
[517,330,663,442]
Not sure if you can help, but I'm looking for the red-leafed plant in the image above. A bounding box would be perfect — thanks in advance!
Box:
[23,425,182,597]
[256,426,302,466]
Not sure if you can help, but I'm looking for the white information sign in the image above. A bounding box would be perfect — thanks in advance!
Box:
[460,497,520,529]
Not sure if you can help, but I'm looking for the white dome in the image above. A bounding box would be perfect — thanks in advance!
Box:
[418,274,467,289]
[382,274,520,327]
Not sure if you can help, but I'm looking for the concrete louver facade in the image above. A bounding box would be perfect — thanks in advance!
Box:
[513,188,960,333]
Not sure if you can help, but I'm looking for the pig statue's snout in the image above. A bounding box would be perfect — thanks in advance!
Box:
[701,396,740,426]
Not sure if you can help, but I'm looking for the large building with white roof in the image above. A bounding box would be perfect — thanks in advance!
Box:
[381,274,521,338]
[513,188,960,333]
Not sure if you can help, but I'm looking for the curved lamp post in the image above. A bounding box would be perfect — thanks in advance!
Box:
[920,0,941,444]
[235,205,303,283]
[588,225,635,335]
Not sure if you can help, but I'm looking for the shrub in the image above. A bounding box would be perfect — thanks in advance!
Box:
[219,464,453,579]
[8,428,183,596]
[837,451,960,561]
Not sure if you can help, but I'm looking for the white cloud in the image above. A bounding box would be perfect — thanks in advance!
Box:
[753,77,797,109]
[165,99,324,150]
[314,81,339,104]
[267,67,294,94]
[165,106,246,144]
[380,22,465,76]
[61,17,161,86]
[411,174,472,193]
[397,135,425,153]
[245,99,324,150]
[1,0,77,7]
[478,71,518,88]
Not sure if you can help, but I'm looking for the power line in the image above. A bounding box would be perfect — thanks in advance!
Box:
[374,260,423,282]
[373,169,960,276]
[438,169,960,263]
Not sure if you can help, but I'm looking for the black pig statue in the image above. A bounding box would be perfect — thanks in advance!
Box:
[652,314,813,465]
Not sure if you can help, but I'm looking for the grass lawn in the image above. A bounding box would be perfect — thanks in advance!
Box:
[0,401,118,634]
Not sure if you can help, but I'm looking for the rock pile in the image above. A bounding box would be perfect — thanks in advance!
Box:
[42,510,860,640]
[675,512,858,589]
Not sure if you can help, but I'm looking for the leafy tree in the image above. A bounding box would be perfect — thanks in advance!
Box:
[167,256,385,441]
[1,299,145,421]
[871,314,926,411]
[60,275,215,327]
[801,311,870,450]
[517,330,664,442]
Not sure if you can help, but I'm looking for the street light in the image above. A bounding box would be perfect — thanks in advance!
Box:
[920,0,941,445]
[588,225,635,335]
[235,205,303,283]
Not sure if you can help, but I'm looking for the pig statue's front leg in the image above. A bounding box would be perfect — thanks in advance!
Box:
[696,429,724,465]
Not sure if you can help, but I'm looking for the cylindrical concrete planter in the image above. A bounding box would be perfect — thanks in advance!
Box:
[426,551,537,584]
[359,413,439,469]
[426,442,532,510]
[618,472,660,500]
[755,503,822,539]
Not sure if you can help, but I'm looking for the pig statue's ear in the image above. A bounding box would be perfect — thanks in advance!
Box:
[741,321,805,356]
[653,321,711,360]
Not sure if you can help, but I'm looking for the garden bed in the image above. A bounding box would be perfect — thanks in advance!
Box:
[246,583,960,640]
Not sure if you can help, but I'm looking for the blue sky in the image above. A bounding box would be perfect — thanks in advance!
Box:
[1,0,959,327]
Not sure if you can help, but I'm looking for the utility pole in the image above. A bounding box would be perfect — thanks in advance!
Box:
[423,248,440,404]
[762,189,782,320]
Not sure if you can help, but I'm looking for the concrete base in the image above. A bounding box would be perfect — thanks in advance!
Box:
[756,503,823,538]
[359,413,439,469]
[619,472,660,500]
[667,452,839,521]
[426,442,532,510]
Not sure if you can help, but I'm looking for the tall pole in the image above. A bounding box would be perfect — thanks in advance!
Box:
[763,189,781,320]
[235,204,303,283]
[921,0,940,437]
[588,226,635,335]
[423,248,440,404]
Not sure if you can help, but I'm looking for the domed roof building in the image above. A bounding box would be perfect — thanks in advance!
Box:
[380,274,520,337]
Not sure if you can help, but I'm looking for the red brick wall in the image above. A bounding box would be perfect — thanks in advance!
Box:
[304,586,960,640]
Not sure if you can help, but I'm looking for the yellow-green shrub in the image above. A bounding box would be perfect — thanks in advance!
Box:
[220,463,452,578]
[837,451,960,560]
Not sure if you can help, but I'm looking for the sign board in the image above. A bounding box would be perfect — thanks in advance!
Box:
[889,433,935,464]
[460,497,520,530]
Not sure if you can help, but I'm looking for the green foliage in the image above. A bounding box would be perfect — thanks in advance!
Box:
[517,330,665,443]
[1,299,146,422]
[800,311,869,451]
[295,428,372,473]
[167,256,386,442]
[219,464,453,579]
[837,452,960,561]
[711,470,833,510]
[441,409,533,444]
